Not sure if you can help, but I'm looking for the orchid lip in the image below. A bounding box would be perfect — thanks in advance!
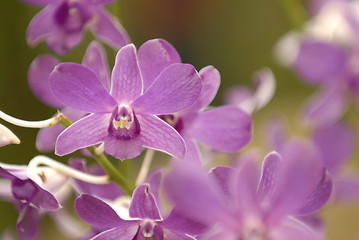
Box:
[108,106,141,140]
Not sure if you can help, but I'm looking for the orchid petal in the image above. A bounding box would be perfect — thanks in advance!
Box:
[164,161,233,228]
[294,170,332,215]
[312,122,356,174]
[47,30,84,55]
[83,41,111,91]
[55,114,110,156]
[26,6,54,47]
[273,217,318,240]
[131,63,202,115]
[184,66,221,112]
[91,7,130,50]
[209,166,236,206]
[138,115,186,159]
[0,124,20,147]
[93,226,139,240]
[138,39,181,89]
[75,194,130,228]
[129,184,161,220]
[189,106,252,152]
[28,55,63,108]
[334,174,359,203]
[50,63,117,113]
[234,157,261,218]
[257,152,282,203]
[295,40,348,85]
[110,44,143,104]
[162,230,196,240]
[104,137,143,160]
[183,138,201,163]
[161,209,208,236]
[267,140,324,224]
[303,86,348,126]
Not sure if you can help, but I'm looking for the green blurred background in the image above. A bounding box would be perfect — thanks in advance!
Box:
[0,0,358,239]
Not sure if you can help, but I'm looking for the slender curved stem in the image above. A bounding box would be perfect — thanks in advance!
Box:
[135,149,155,185]
[28,155,110,184]
[0,111,65,128]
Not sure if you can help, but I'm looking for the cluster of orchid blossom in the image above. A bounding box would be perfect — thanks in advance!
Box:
[1,0,359,239]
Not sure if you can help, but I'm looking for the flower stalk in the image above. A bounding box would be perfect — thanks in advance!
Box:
[0,111,66,128]
[28,155,110,184]
[135,148,155,185]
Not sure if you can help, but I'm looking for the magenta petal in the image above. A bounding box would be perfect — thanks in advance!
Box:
[91,7,130,50]
[334,174,359,203]
[55,114,110,156]
[295,40,348,85]
[189,106,252,152]
[209,166,236,205]
[82,41,111,91]
[183,138,201,163]
[93,226,139,240]
[50,63,117,113]
[273,218,317,240]
[138,115,186,159]
[47,30,84,55]
[294,170,332,215]
[162,230,196,240]
[28,55,63,108]
[110,44,143,104]
[75,194,128,228]
[131,63,202,115]
[267,141,324,223]
[138,39,181,89]
[312,122,356,174]
[234,157,261,217]
[164,161,232,228]
[129,184,161,220]
[104,137,143,160]
[161,209,208,235]
[185,66,221,112]
[303,86,348,126]
[257,152,282,203]
[26,6,54,47]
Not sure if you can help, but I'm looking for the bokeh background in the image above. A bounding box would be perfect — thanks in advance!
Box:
[0,0,358,239]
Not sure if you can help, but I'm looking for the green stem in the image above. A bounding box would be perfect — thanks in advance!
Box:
[278,0,308,29]
[59,115,134,195]
[87,146,135,195]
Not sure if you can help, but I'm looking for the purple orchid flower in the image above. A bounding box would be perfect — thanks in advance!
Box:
[28,41,109,152]
[49,43,202,160]
[0,162,70,238]
[275,1,359,126]
[23,0,130,55]
[164,140,332,240]
[268,117,359,204]
[75,184,207,239]
[137,39,252,162]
